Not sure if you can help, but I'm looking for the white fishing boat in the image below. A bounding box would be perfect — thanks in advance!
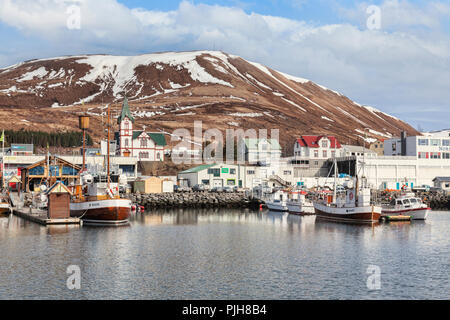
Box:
[286,191,314,215]
[382,193,430,220]
[266,190,288,212]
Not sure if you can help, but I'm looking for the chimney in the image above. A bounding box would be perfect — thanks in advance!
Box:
[401,131,407,156]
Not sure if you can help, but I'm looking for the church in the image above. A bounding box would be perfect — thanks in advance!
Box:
[115,97,167,161]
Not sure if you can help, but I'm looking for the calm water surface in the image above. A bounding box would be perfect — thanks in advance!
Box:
[0,209,449,300]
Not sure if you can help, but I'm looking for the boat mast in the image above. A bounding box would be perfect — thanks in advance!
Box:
[107,104,111,189]
[333,138,337,204]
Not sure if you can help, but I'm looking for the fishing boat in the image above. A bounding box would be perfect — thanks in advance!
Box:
[0,194,11,214]
[286,190,314,215]
[70,105,131,226]
[266,190,288,212]
[313,143,381,224]
[382,193,430,220]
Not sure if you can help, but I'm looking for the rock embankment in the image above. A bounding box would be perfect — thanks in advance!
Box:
[125,192,264,210]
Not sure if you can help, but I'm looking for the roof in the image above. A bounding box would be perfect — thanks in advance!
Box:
[180,164,215,174]
[433,177,450,182]
[132,131,167,146]
[342,145,375,153]
[243,138,281,150]
[117,97,135,124]
[45,182,72,195]
[296,136,342,148]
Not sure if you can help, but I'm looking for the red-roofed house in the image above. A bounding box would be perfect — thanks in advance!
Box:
[294,136,342,159]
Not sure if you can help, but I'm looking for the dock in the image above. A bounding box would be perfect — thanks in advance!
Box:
[380,215,412,222]
[12,207,81,226]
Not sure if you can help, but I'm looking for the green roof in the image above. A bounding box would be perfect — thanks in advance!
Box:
[132,131,167,146]
[117,97,135,124]
[243,138,281,150]
[180,164,215,174]
[148,133,167,146]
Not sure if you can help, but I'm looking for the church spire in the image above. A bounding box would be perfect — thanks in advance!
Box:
[117,96,135,124]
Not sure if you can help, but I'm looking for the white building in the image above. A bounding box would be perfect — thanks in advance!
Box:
[384,134,450,160]
[240,138,281,165]
[433,177,450,191]
[116,97,167,161]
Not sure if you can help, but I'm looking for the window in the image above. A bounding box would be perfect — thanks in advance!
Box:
[296,142,299,148]
[283,171,292,175]
[445,183,450,188]
[261,144,268,151]
[418,139,429,146]
[418,152,428,159]
[314,161,319,166]
[230,169,236,175]
[443,153,450,159]
[322,140,328,148]
[227,179,236,186]
[125,139,129,147]
[156,153,161,160]
[247,170,255,175]
[139,152,149,159]
[323,150,327,158]
[431,139,440,146]
[140,138,147,148]
[443,140,450,146]
[331,151,336,158]
[201,180,210,185]
[430,152,440,159]
[314,150,319,158]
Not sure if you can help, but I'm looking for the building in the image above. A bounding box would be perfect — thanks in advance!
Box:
[384,133,450,159]
[341,145,377,158]
[116,97,167,161]
[10,144,33,156]
[336,154,450,190]
[20,156,81,192]
[239,138,281,165]
[369,140,385,156]
[433,177,450,191]
[291,135,342,177]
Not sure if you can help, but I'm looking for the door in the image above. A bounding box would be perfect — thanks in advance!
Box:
[213,179,223,187]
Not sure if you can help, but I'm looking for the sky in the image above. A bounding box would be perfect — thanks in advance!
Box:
[0,0,449,132]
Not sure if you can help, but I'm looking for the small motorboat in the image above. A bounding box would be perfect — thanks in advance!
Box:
[286,191,314,215]
[266,190,288,212]
[382,193,430,220]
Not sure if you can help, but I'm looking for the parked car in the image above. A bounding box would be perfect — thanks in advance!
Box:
[223,186,234,193]
[174,185,191,192]
[412,185,431,192]
[210,186,224,193]
[192,184,206,192]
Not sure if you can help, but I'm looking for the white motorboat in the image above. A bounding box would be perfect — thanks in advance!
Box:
[382,193,430,220]
[266,190,288,212]
[286,191,314,215]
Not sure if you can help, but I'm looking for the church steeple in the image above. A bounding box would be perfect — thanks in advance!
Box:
[117,97,134,124]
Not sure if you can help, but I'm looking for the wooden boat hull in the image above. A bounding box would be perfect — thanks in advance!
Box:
[70,199,131,225]
[314,202,381,224]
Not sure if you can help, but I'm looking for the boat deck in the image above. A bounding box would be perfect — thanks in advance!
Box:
[12,207,81,226]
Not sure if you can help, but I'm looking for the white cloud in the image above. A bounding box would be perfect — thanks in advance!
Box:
[0,0,449,130]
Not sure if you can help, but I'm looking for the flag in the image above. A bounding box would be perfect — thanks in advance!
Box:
[0,130,4,143]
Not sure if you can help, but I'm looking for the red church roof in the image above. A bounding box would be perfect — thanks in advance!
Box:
[296,136,342,148]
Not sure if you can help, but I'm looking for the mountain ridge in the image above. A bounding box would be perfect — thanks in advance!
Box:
[0,50,419,149]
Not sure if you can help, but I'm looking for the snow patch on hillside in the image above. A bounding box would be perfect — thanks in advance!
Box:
[16,67,48,82]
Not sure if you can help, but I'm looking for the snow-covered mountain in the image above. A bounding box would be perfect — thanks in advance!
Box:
[0,51,418,146]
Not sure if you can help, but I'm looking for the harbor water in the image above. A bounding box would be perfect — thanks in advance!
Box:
[0,209,449,300]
